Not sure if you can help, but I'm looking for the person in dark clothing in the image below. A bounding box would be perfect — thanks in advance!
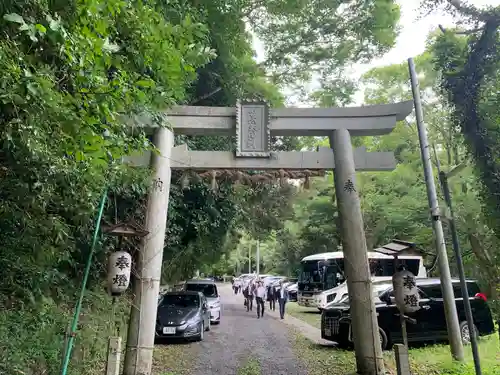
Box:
[266,284,276,311]
[277,280,288,319]
[244,280,254,311]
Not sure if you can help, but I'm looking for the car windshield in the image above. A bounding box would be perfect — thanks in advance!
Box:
[185,283,218,298]
[159,294,200,308]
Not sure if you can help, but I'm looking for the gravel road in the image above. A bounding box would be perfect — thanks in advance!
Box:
[188,283,307,375]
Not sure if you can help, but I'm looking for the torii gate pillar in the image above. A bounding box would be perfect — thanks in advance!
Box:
[330,128,384,374]
[123,127,174,375]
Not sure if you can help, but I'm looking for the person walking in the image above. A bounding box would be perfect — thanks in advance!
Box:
[255,279,266,318]
[232,276,238,295]
[246,278,255,312]
[266,283,276,311]
[277,280,288,319]
[242,278,249,308]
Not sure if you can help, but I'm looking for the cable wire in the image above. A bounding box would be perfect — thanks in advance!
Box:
[60,188,108,375]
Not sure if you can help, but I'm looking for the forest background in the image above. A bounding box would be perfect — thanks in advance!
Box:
[0,0,498,374]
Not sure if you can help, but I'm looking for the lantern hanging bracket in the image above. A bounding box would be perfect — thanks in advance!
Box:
[102,221,149,238]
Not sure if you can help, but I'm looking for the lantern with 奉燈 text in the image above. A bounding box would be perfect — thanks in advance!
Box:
[107,251,132,296]
[392,269,420,313]
[102,221,148,297]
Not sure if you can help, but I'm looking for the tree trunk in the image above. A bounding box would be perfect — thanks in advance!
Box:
[468,233,499,300]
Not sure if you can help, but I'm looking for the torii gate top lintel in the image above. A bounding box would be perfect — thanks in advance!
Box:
[160,100,413,137]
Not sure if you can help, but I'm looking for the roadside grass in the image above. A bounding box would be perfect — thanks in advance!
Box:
[286,302,322,329]
[153,341,197,375]
[288,302,500,375]
[237,358,262,375]
[394,335,500,375]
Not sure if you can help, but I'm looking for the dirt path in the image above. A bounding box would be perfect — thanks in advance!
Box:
[154,283,307,375]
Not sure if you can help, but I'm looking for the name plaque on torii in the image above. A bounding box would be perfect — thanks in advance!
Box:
[127,100,413,172]
[235,99,271,158]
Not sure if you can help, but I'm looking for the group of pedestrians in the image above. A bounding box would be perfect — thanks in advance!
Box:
[241,277,288,319]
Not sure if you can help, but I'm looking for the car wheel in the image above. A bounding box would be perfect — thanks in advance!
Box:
[379,328,389,350]
[460,321,478,344]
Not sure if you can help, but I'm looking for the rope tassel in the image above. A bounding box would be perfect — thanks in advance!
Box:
[211,170,217,192]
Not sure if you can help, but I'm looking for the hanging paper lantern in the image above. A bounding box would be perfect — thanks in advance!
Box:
[107,251,132,296]
[392,269,420,313]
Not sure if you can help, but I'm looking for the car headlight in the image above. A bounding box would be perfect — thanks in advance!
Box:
[209,301,220,309]
[183,317,201,328]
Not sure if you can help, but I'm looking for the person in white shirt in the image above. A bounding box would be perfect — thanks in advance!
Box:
[254,279,266,318]
[278,280,288,319]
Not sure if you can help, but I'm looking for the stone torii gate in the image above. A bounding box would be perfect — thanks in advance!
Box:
[122,100,413,375]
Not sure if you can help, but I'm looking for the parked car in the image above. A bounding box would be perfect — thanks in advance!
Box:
[286,283,298,302]
[155,291,211,342]
[321,278,495,349]
[282,277,298,289]
[265,276,286,288]
[184,279,221,324]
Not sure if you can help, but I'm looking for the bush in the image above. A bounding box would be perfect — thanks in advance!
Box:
[0,289,129,375]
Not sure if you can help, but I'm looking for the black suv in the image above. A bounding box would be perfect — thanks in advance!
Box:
[321,278,495,349]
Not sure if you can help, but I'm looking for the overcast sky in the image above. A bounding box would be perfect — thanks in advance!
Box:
[252,0,500,106]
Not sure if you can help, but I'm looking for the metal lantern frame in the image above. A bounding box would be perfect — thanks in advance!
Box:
[102,221,149,296]
[373,239,426,348]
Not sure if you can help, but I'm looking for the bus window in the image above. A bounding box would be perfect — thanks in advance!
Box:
[299,261,322,285]
[369,258,420,276]
[321,260,345,289]
[369,259,395,276]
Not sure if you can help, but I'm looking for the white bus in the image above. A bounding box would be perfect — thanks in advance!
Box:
[297,247,427,309]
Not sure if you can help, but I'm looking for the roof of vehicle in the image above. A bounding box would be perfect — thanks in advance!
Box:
[416,278,477,285]
[185,279,216,284]
[372,278,478,294]
[163,291,203,296]
[301,252,422,261]
[371,277,477,287]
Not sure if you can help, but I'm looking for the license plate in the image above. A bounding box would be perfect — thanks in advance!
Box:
[324,328,332,336]
[163,327,175,334]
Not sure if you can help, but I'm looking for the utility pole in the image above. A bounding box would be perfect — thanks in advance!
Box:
[433,154,481,375]
[408,57,464,361]
[256,239,260,277]
[123,127,174,375]
[248,244,251,274]
[330,129,385,375]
